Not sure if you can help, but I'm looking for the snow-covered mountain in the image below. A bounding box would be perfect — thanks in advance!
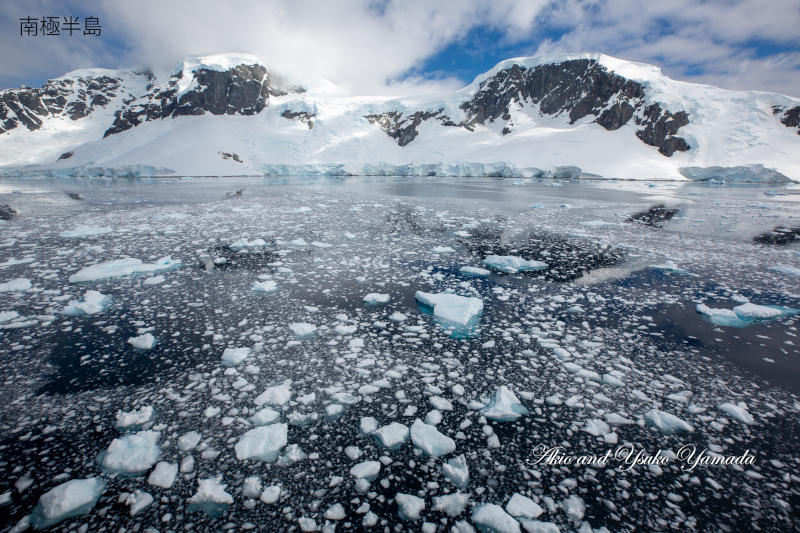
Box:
[1,52,799,181]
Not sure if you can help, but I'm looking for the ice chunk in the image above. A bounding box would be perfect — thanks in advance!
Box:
[644,409,695,434]
[127,333,158,351]
[471,504,520,533]
[768,265,800,277]
[143,275,165,285]
[221,347,252,366]
[372,422,410,450]
[482,255,547,273]
[234,423,288,461]
[410,419,456,457]
[253,280,278,293]
[126,491,153,516]
[254,379,293,406]
[147,462,178,489]
[519,521,560,533]
[335,324,358,335]
[364,293,390,305]
[59,226,112,238]
[415,291,484,325]
[442,454,470,489]
[177,431,202,452]
[0,278,31,292]
[460,266,490,277]
[100,430,162,474]
[648,260,690,274]
[230,238,268,249]
[506,493,544,519]
[350,461,381,480]
[186,475,233,517]
[433,493,469,516]
[581,419,611,437]
[324,503,346,520]
[289,322,317,336]
[432,246,455,253]
[30,478,105,529]
[61,290,111,316]
[360,417,378,435]
[561,495,585,522]
[718,403,756,425]
[69,256,182,283]
[242,476,263,498]
[115,406,153,429]
[260,485,281,504]
[483,386,530,421]
[251,408,281,426]
[396,493,425,520]
[697,302,797,327]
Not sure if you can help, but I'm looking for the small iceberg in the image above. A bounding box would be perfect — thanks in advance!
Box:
[30,478,106,529]
[221,347,252,366]
[234,423,288,461]
[115,405,154,430]
[415,291,483,325]
[372,422,410,450]
[530,202,544,209]
[483,255,547,273]
[253,279,278,293]
[482,386,530,422]
[644,409,694,434]
[363,293,390,305]
[186,475,233,517]
[127,333,158,351]
[229,238,268,250]
[431,246,455,254]
[697,301,798,328]
[460,266,490,277]
[410,419,456,457]
[99,430,162,475]
[69,256,182,283]
[648,260,695,275]
[768,265,800,277]
[442,455,470,489]
[61,290,112,316]
[471,504,520,533]
[60,226,113,239]
[289,322,317,337]
[0,278,31,292]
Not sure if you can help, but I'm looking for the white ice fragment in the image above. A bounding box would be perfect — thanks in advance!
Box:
[30,478,106,529]
[433,493,469,516]
[442,454,470,489]
[363,293,390,304]
[360,417,378,435]
[581,419,611,437]
[335,324,357,335]
[148,462,178,489]
[483,386,530,421]
[506,493,544,519]
[415,291,483,325]
[253,280,278,293]
[389,312,407,322]
[100,430,161,474]
[718,403,756,425]
[0,278,31,292]
[61,290,111,316]
[221,347,252,366]
[562,495,585,522]
[143,275,165,285]
[482,255,547,273]
[242,476,263,498]
[126,491,154,516]
[372,422,410,450]
[324,503,346,520]
[254,379,293,406]
[289,323,317,336]
[520,521,560,533]
[60,226,112,238]
[471,504,520,533]
[115,406,153,429]
[69,256,181,283]
[350,461,381,480]
[250,408,281,426]
[410,419,456,457]
[768,265,800,277]
[260,485,281,504]
[432,246,455,253]
[234,423,288,462]
[177,431,202,452]
[127,333,158,351]
[460,266,490,277]
[396,493,425,520]
[644,409,695,434]
[187,475,233,516]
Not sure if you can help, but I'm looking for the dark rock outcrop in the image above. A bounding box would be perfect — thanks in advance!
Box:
[282,110,315,128]
[367,59,692,157]
[774,105,800,135]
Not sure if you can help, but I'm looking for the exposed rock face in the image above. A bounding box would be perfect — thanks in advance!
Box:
[104,66,304,137]
[367,59,692,156]
[774,105,800,135]
[0,75,125,134]
[281,110,315,129]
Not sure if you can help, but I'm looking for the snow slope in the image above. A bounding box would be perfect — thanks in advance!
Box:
[1,52,798,181]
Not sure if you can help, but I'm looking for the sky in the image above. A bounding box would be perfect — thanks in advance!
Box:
[1,0,799,97]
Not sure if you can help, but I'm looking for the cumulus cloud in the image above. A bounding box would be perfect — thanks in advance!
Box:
[0,0,798,97]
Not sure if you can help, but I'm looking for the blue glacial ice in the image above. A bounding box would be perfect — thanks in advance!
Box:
[482,386,530,422]
[60,290,112,316]
[696,301,798,327]
[30,478,106,530]
[100,430,162,475]
[410,419,456,457]
[69,256,182,283]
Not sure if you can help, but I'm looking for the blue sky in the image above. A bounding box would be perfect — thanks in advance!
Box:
[2,0,799,97]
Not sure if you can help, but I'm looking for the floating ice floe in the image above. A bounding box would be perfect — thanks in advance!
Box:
[251,408,281,426]
[432,246,455,253]
[363,293,390,305]
[769,265,800,277]
[115,405,153,430]
[506,493,544,519]
[644,409,695,434]
[360,417,378,435]
[186,475,233,517]
[125,491,153,517]
[221,347,252,366]
[100,430,162,474]
[581,419,611,437]
[581,220,616,227]
[30,478,106,529]
[482,386,530,422]
[433,493,469,517]
[0,278,31,292]
[530,202,544,209]
[396,493,425,520]
[350,461,381,480]
[519,520,560,533]
[229,238,268,249]
[253,280,278,293]
[460,266,490,277]
[410,419,456,457]
[254,379,293,406]
[471,504,520,533]
[234,424,289,461]
[372,422,410,450]
[177,431,202,452]
[143,275,165,285]
[415,291,483,326]
[696,301,798,328]
[562,495,586,522]
[60,290,112,316]
[289,322,317,336]
[718,402,756,425]
[442,454,470,489]
[59,226,113,238]
[69,256,182,283]
[148,462,178,489]
[648,260,696,275]
[483,255,547,273]
[128,332,158,351]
